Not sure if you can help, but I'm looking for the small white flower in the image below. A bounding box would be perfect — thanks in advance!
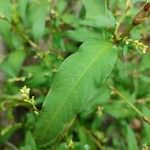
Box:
[20,86,30,99]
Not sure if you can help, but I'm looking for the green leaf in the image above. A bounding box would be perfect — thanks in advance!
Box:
[1,50,26,77]
[18,0,29,20]
[81,12,116,28]
[82,0,116,28]
[104,101,132,118]
[57,0,67,13]
[27,1,49,40]
[77,126,95,149]
[0,0,12,48]
[67,28,102,42]
[35,39,117,147]
[140,54,150,71]
[61,14,80,28]
[81,86,111,117]
[83,0,105,18]
[23,65,52,88]
[142,107,150,145]
[0,0,11,19]
[127,125,138,150]
[20,131,37,150]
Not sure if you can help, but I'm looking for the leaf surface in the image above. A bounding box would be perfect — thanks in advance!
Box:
[67,28,102,42]
[82,0,116,28]
[127,125,138,150]
[35,39,117,146]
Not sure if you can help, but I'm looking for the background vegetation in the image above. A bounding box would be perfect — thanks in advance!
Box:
[0,0,150,149]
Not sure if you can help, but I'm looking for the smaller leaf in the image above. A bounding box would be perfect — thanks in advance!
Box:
[127,125,138,150]
[104,102,132,118]
[82,0,116,28]
[57,0,67,13]
[61,14,80,28]
[18,0,29,20]
[67,28,102,42]
[140,54,150,71]
[20,131,37,150]
[142,107,150,145]
[28,1,49,40]
[83,0,105,18]
[81,11,116,28]
[23,65,52,87]
[0,0,12,47]
[1,50,26,77]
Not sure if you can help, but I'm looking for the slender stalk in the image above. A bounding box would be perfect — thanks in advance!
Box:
[83,127,104,150]
[5,141,19,150]
[114,0,131,38]
[1,94,22,100]
[109,86,150,125]
[0,14,40,50]
[0,13,60,58]
[0,94,39,115]
[115,2,150,40]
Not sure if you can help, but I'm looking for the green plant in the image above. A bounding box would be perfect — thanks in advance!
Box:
[0,0,150,149]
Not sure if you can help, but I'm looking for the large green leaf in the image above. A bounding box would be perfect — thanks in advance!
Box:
[35,39,117,147]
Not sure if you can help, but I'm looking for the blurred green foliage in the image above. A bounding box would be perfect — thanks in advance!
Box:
[0,0,150,149]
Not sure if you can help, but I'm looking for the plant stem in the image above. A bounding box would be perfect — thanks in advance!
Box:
[5,141,19,150]
[0,13,61,58]
[1,94,22,100]
[115,2,150,40]
[0,14,40,50]
[1,94,39,115]
[109,86,150,125]
[83,127,104,150]
[114,0,131,38]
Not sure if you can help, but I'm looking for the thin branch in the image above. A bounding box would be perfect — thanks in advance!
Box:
[0,14,40,50]
[115,2,150,40]
[0,94,39,115]
[0,13,60,58]
[83,127,104,150]
[133,2,150,25]
[5,141,19,150]
[109,86,150,125]
[115,0,131,37]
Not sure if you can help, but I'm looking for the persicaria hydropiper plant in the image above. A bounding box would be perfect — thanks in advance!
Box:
[0,1,150,149]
